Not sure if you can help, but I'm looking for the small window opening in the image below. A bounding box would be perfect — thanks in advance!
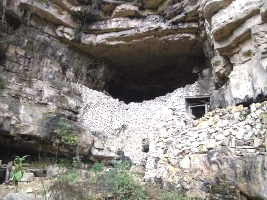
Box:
[142,139,149,153]
[186,97,210,119]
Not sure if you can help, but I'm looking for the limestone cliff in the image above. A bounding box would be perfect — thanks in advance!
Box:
[0,0,267,199]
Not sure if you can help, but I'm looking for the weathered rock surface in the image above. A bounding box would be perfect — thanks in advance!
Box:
[1,0,207,102]
[3,193,44,200]
[203,0,267,108]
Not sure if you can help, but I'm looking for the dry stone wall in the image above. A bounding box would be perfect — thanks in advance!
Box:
[75,72,267,199]
[144,101,267,199]
[77,84,193,163]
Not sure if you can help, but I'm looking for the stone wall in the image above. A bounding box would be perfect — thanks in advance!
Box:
[75,74,266,199]
[144,101,267,199]
[77,68,214,162]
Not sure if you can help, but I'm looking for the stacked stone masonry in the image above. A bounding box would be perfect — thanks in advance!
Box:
[76,83,267,199]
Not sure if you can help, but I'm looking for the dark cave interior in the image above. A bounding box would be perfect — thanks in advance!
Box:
[106,73,199,103]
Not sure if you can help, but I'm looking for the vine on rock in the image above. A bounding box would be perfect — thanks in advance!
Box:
[55,119,78,145]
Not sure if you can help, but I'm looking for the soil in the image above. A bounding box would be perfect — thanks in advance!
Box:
[0,178,51,199]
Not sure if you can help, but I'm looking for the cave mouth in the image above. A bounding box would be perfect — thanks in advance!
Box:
[106,74,198,103]
[105,67,204,103]
[104,48,207,103]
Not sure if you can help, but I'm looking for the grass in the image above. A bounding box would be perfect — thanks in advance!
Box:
[39,159,193,200]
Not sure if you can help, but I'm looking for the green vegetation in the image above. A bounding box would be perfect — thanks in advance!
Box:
[57,171,79,182]
[55,119,78,145]
[91,162,104,173]
[72,156,81,168]
[58,156,81,168]
[159,190,192,200]
[0,31,12,46]
[47,159,192,199]
[103,161,146,200]
[39,190,47,197]
[73,21,83,42]
[49,172,85,200]
[10,155,30,192]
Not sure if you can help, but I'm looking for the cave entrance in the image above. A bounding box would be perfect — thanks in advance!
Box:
[106,73,199,103]
[104,51,206,103]
[186,97,210,119]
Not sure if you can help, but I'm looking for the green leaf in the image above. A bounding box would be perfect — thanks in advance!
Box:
[14,171,23,182]
[10,171,14,178]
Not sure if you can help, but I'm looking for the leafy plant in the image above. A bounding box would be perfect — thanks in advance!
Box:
[39,190,47,197]
[10,155,30,192]
[55,119,78,145]
[57,170,79,182]
[103,160,147,200]
[66,172,79,182]
[91,162,103,173]
[89,173,99,184]
[58,157,72,167]
[72,156,81,168]
[73,21,83,43]
[260,112,267,120]
[220,181,232,187]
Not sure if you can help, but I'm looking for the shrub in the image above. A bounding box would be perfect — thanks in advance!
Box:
[91,162,103,173]
[72,156,81,168]
[48,177,86,200]
[10,155,30,192]
[103,161,147,200]
[49,169,85,199]
[55,119,78,145]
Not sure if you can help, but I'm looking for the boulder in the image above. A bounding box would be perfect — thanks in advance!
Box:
[3,193,44,200]
[111,4,139,18]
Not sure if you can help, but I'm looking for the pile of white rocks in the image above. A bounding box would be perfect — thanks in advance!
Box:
[74,81,267,199]
[144,101,267,199]
[76,84,194,163]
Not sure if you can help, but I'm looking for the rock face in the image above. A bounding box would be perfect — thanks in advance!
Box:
[1,0,207,102]
[203,0,267,108]
[0,0,267,199]
[3,193,44,200]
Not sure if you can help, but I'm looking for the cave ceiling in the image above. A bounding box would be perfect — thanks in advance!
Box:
[4,0,206,101]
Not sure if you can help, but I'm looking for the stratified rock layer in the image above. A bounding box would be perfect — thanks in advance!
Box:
[203,0,267,108]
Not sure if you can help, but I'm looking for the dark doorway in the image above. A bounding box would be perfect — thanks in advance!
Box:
[186,97,210,119]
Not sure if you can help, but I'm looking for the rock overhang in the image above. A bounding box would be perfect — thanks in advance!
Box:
[1,1,267,199]
[5,0,205,102]
[76,14,205,101]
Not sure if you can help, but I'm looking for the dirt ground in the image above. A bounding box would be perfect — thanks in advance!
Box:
[0,177,51,199]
